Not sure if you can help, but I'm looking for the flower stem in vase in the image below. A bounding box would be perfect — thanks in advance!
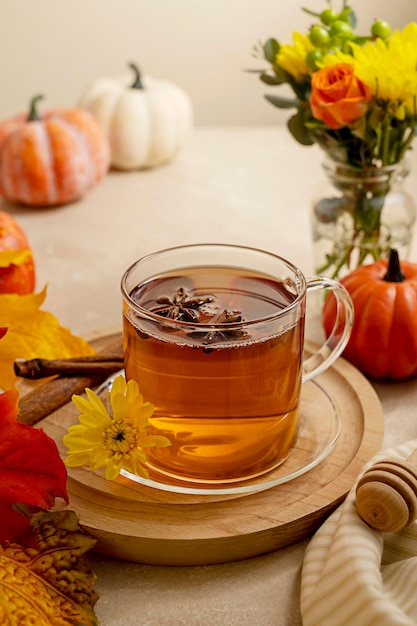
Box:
[313,160,415,279]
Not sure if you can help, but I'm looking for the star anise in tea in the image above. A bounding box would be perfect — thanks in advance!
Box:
[150,287,215,322]
[200,309,249,346]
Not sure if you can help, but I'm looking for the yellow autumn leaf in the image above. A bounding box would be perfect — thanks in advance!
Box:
[0,287,96,390]
[0,249,32,268]
[0,509,99,626]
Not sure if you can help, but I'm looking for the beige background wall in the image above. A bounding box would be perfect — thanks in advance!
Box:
[0,0,415,125]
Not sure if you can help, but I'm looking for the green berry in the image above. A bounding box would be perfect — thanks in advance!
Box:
[306,49,324,71]
[371,20,391,39]
[330,20,353,38]
[309,25,331,47]
[320,8,339,26]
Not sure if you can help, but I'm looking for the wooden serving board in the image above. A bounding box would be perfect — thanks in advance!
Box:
[34,329,384,566]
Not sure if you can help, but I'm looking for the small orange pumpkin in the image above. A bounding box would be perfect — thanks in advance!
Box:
[0,95,110,207]
[323,249,417,380]
[0,211,35,293]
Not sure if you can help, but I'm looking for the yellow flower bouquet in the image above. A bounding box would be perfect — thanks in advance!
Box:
[253,2,417,277]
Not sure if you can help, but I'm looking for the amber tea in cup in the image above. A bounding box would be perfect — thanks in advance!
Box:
[121,244,353,485]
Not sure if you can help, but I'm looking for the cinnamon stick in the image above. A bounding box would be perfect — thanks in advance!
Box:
[15,356,124,379]
[17,336,124,427]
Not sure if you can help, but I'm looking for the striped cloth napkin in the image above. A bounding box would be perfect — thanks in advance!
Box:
[301,440,417,626]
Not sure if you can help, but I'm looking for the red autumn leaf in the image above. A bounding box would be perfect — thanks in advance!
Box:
[0,327,7,340]
[0,387,69,545]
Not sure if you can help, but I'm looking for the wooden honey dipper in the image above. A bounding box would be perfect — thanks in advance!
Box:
[355,449,417,533]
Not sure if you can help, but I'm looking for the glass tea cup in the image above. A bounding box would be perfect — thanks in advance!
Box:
[121,244,354,486]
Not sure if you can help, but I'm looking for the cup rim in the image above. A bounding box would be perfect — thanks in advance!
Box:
[120,243,306,330]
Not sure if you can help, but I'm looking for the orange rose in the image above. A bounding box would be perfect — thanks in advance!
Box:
[310,63,372,130]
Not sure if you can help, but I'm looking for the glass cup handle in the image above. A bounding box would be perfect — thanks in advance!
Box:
[302,276,354,383]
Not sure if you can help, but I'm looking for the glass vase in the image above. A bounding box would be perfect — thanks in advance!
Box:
[311,158,416,279]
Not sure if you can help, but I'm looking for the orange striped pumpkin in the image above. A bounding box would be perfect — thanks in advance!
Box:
[0,95,110,207]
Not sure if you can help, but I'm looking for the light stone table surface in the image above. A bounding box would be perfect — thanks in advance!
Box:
[4,126,417,626]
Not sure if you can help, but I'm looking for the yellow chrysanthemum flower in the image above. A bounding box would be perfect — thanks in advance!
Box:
[322,23,417,116]
[276,31,314,82]
[63,375,171,480]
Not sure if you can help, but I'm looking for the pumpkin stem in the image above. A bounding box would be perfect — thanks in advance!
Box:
[383,249,405,283]
[28,94,44,121]
[129,62,144,90]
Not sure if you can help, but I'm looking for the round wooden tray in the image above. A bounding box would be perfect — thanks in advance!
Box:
[39,329,384,566]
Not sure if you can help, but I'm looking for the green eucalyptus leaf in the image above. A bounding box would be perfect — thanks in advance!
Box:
[271,64,293,82]
[341,7,356,28]
[351,36,370,45]
[288,111,314,145]
[265,95,299,109]
[260,72,287,86]
[263,38,280,63]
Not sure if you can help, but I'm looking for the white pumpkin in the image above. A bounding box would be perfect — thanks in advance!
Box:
[79,63,193,170]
